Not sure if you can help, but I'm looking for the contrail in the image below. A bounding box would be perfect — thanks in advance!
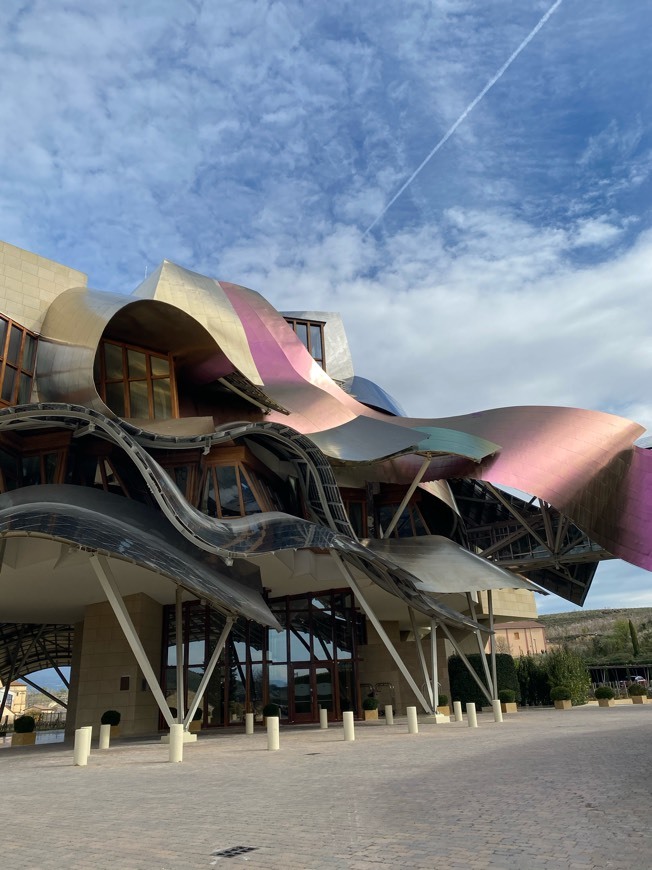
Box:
[363,0,564,236]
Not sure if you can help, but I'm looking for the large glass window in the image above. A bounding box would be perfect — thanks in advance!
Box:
[0,316,38,406]
[284,317,325,369]
[95,339,177,420]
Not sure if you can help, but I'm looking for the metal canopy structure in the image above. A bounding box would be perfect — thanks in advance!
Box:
[450,479,609,606]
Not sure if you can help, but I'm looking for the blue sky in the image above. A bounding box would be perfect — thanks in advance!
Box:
[1,0,652,616]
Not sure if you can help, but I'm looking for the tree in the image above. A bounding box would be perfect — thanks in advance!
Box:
[629,619,640,657]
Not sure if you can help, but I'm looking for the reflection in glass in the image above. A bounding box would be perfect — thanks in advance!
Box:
[269,628,287,663]
[129,380,149,417]
[151,355,170,377]
[240,471,262,514]
[268,665,288,714]
[216,465,240,516]
[127,349,147,379]
[1,366,15,403]
[310,324,322,361]
[7,325,22,364]
[315,667,334,711]
[295,322,308,349]
[104,343,123,380]
[23,334,37,371]
[152,379,172,418]
[293,667,312,715]
[105,381,125,416]
[18,373,32,404]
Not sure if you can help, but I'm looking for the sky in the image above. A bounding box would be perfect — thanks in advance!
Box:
[1,0,652,616]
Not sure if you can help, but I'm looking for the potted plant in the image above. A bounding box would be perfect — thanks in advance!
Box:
[101,709,121,737]
[362,696,380,721]
[550,686,572,710]
[594,686,616,707]
[498,689,518,713]
[436,694,450,716]
[628,683,647,704]
[12,714,36,746]
[189,707,203,732]
[262,703,280,726]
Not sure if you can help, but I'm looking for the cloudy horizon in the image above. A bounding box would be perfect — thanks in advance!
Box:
[1,0,651,613]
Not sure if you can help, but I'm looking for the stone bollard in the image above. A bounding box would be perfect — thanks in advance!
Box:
[266,716,280,751]
[385,704,394,725]
[343,710,355,741]
[99,723,111,750]
[467,702,478,728]
[73,726,92,766]
[453,701,463,722]
[319,707,328,729]
[406,706,419,734]
[169,723,184,762]
[492,699,503,723]
[245,712,254,735]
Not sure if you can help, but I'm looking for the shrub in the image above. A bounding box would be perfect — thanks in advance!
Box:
[437,694,449,707]
[498,689,516,704]
[545,647,590,706]
[100,710,121,726]
[192,707,203,720]
[628,683,646,697]
[14,715,36,733]
[594,686,615,700]
[262,703,280,718]
[362,696,379,710]
[550,686,571,701]
[516,654,551,706]
[448,653,519,709]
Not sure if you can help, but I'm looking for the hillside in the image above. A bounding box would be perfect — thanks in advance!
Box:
[540,607,652,664]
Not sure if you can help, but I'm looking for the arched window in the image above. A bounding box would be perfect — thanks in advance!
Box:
[95,339,177,420]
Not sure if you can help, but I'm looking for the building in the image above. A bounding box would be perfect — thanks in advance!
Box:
[484,620,548,657]
[1,239,651,736]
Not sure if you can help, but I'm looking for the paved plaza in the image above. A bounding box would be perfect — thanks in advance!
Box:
[3,705,652,869]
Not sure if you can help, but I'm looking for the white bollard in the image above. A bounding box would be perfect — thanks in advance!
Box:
[385,704,394,725]
[82,725,92,760]
[99,723,111,750]
[73,727,91,766]
[492,699,503,723]
[453,701,463,722]
[319,707,328,730]
[245,712,254,735]
[343,710,355,741]
[266,716,280,751]
[169,724,184,762]
[406,706,419,734]
[467,702,478,728]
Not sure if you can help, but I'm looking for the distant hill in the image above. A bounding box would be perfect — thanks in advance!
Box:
[540,607,652,665]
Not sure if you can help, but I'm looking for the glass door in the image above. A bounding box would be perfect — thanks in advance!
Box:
[291,667,313,722]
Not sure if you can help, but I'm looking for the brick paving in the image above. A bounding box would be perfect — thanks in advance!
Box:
[3,705,652,869]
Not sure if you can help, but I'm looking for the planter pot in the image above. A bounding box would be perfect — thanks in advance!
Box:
[436,705,450,716]
[363,709,379,721]
[597,699,615,707]
[554,700,571,710]
[110,725,120,738]
[189,720,202,733]
[12,732,36,746]
[632,696,648,704]
[501,702,518,713]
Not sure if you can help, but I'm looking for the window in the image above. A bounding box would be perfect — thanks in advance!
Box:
[513,632,520,640]
[199,447,283,518]
[377,502,431,538]
[284,318,325,369]
[95,339,177,420]
[0,316,38,406]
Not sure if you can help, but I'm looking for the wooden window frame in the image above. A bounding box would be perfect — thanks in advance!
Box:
[96,338,179,420]
[284,317,326,369]
[0,315,38,407]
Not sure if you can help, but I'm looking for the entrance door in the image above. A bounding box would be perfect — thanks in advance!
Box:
[290,665,336,722]
[292,667,313,722]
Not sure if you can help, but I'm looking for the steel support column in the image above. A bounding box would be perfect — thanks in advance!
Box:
[380,456,431,539]
[430,620,439,709]
[90,554,175,728]
[175,587,185,724]
[332,553,434,714]
[409,607,433,707]
[466,592,495,698]
[439,622,493,706]
[488,590,498,699]
[183,617,233,728]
